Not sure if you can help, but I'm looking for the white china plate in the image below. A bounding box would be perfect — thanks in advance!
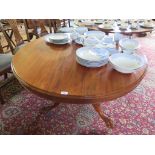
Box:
[48,33,69,41]
[45,36,72,44]
[98,24,113,30]
[94,20,104,24]
[80,20,95,25]
[139,23,155,29]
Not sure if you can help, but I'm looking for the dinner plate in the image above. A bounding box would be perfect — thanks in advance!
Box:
[139,23,155,29]
[94,20,104,24]
[44,35,72,44]
[47,33,70,41]
[98,24,113,30]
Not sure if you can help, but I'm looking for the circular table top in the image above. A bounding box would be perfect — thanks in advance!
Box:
[76,21,154,35]
[12,36,147,104]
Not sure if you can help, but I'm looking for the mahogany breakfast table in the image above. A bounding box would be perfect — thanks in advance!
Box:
[11,36,147,128]
[76,21,154,36]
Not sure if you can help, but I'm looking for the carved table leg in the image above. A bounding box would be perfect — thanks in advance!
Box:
[92,104,114,129]
[35,102,60,121]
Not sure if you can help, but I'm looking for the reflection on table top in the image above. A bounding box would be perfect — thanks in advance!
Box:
[12,36,147,104]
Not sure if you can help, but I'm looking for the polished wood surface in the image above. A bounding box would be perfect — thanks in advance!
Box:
[12,36,147,104]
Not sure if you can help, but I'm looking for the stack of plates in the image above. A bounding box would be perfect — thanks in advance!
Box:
[109,53,146,74]
[45,33,71,44]
[98,24,113,30]
[119,25,128,30]
[59,27,88,35]
[140,22,155,28]
[81,20,95,26]
[94,19,104,24]
[76,47,109,68]
[130,22,138,29]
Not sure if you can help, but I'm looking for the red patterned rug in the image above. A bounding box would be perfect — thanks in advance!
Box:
[0,35,155,135]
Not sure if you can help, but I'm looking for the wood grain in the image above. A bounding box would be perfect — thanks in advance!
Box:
[12,36,147,104]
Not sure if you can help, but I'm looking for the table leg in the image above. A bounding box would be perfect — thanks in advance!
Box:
[4,73,8,79]
[0,91,4,104]
[41,102,60,113]
[92,104,114,128]
[30,102,60,133]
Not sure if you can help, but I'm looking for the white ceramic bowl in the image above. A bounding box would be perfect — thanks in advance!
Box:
[75,27,88,35]
[76,47,109,67]
[101,36,114,44]
[84,31,105,40]
[109,53,145,74]
[119,38,140,53]
[83,36,100,47]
